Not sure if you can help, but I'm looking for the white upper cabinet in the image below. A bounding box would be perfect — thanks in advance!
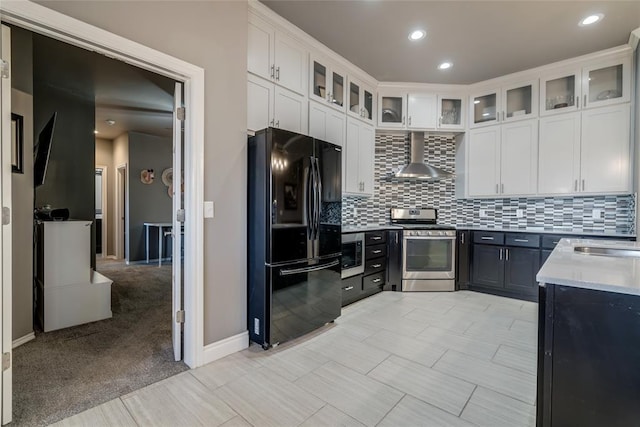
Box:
[248,14,308,96]
[467,126,501,197]
[580,103,630,193]
[247,73,274,133]
[378,91,406,128]
[500,119,538,195]
[581,56,631,109]
[538,112,581,194]
[471,80,537,128]
[344,117,375,196]
[540,55,631,116]
[274,85,308,134]
[347,77,375,124]
[308,100,345,147]
[470,89,500,128]
[309,55,346,112]
[407,93,437,129]
[248,72,307,134]
[437,95,465,130]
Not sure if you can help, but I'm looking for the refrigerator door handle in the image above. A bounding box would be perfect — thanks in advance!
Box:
[279,259,339,276]
[313,157,322,240]
[305,158,314,240]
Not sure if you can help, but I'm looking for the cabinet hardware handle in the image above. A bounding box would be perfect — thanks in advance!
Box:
[499,248,503,260]
[496,184,499,194]
[501,183,504,193]
[275,66,280,81]
[372,263,382,268]
[582,179,585,191]
[408,116,412,126]
[576,96,579,109]
[372,250,382,254]
[502,111,505,121]
[574,180,578,191]
[481,237,494,240]
[402,116,405,125]
[584,94,587,108]
[344,286,354,291]
[505,248,510,261]
[439,117,442,127]
[270,65,275,79]
[552,241,559,245]
[514,239,529,243]
[373,278,382,283]
[372,236,382,240]
[461,233,465,244]
[275,120,279,128]
[270,119,274,126]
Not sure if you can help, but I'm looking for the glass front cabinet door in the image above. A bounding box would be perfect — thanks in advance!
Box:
[470,90,499,127]
[540,68,580,116]
[501,80,538,122]
[378,92,406,128]
[347,77,375,124]
[437,95,464,130]
[310,56,346,112]
[582,57,631,109]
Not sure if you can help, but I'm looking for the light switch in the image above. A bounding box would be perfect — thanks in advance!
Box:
[479,209,489,218]
[204,201,214,218]
[592,209,603,220]
[516,209,524,218]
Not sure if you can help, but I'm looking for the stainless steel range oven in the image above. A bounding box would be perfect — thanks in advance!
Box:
[391,208,456,292]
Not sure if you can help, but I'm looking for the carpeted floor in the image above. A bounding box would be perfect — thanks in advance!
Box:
[12,259,188,426]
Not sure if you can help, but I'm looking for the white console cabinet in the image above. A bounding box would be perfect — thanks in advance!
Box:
[35,220,112,332]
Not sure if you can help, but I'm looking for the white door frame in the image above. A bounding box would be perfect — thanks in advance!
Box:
[95,165,108,257]
[0,2,205,368]
[115,164,127,262]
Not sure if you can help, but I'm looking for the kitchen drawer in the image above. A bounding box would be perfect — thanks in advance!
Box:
[341,275,362,307]
[362,272,385,291]
[505,233,540,248]
[473,231,504,246]
[541,235,571,249]
[365,231,386,246]
[365,244,386,260]
[365,258,385,275]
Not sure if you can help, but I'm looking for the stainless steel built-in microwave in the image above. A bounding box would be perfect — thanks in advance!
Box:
[341,233,365,279]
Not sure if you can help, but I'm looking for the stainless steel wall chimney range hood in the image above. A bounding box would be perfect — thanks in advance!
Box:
[394,132,454,181]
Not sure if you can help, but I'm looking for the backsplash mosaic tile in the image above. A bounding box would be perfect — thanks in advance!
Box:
[342,132,636,234]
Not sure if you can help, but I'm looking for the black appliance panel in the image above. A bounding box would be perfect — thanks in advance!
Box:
[315,139,342,258]
[269,256,342,346]
[405,239,453,272]
[341,240,363,270]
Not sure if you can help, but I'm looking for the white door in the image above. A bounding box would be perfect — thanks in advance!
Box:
[274,32,306,95]
[172,83,184,361]
[358,123,375,196]
[344,118,361,193]
[538,112,581,194]
[580,104,631,193]
[247,74,273,132]
[274,86,306,134]
[500,119,538,196]
[0,24,12,425]
[247,15,274,81]
[407,93,437,129]
[467,126,500,197]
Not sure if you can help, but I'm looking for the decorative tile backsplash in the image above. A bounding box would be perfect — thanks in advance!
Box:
[342,132,636,234]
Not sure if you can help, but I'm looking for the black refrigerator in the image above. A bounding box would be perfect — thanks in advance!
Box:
[248,128,342,349]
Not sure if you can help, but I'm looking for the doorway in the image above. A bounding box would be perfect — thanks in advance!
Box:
[116,165,126,261]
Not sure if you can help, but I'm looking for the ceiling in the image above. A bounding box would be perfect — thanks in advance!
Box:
[35,33,175,141]
[261,1,640,84]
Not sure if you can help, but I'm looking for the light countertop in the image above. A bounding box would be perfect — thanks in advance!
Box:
[537,238,640,296]
[456,225,635,238]
[342,224,403,233]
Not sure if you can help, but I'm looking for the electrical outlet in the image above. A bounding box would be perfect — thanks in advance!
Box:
[479,209,489,218]
[592,209,603,220]
[516,209,524,218]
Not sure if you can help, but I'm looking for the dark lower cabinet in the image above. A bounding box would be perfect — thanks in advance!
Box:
[538,284,640,427]
[341,230,387,307]
[472,245,504,289]
[456,230,471,290]
[341,275,362,306]
[504,247,539,297]
[540,249,552,266]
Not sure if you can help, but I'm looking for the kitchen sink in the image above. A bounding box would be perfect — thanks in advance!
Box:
[574,246,640,258]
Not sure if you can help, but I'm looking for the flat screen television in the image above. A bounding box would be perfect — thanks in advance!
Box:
[34,112,56,187]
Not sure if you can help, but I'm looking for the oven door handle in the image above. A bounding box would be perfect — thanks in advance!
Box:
[403,236,456,241]
[280,259,339,276]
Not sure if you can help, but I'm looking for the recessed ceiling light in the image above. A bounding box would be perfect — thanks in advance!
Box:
[438,62,452,70]
[579,13,603,26]
[94,130,99,134]
[408,29,426,41]
[474,100,480,104]
[105,119,116,126]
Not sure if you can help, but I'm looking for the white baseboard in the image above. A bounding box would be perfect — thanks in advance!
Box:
[200,331,248,366]
[12,332,35,349]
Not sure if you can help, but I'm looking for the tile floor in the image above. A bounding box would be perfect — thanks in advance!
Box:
[53,291,538,427]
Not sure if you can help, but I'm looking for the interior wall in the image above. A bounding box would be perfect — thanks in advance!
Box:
[32,34,97,269]
[34,0,249,345]
[127,132,173,262]
[113,132,129,260]
[11,90,34,341]
[95,137,115,256]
